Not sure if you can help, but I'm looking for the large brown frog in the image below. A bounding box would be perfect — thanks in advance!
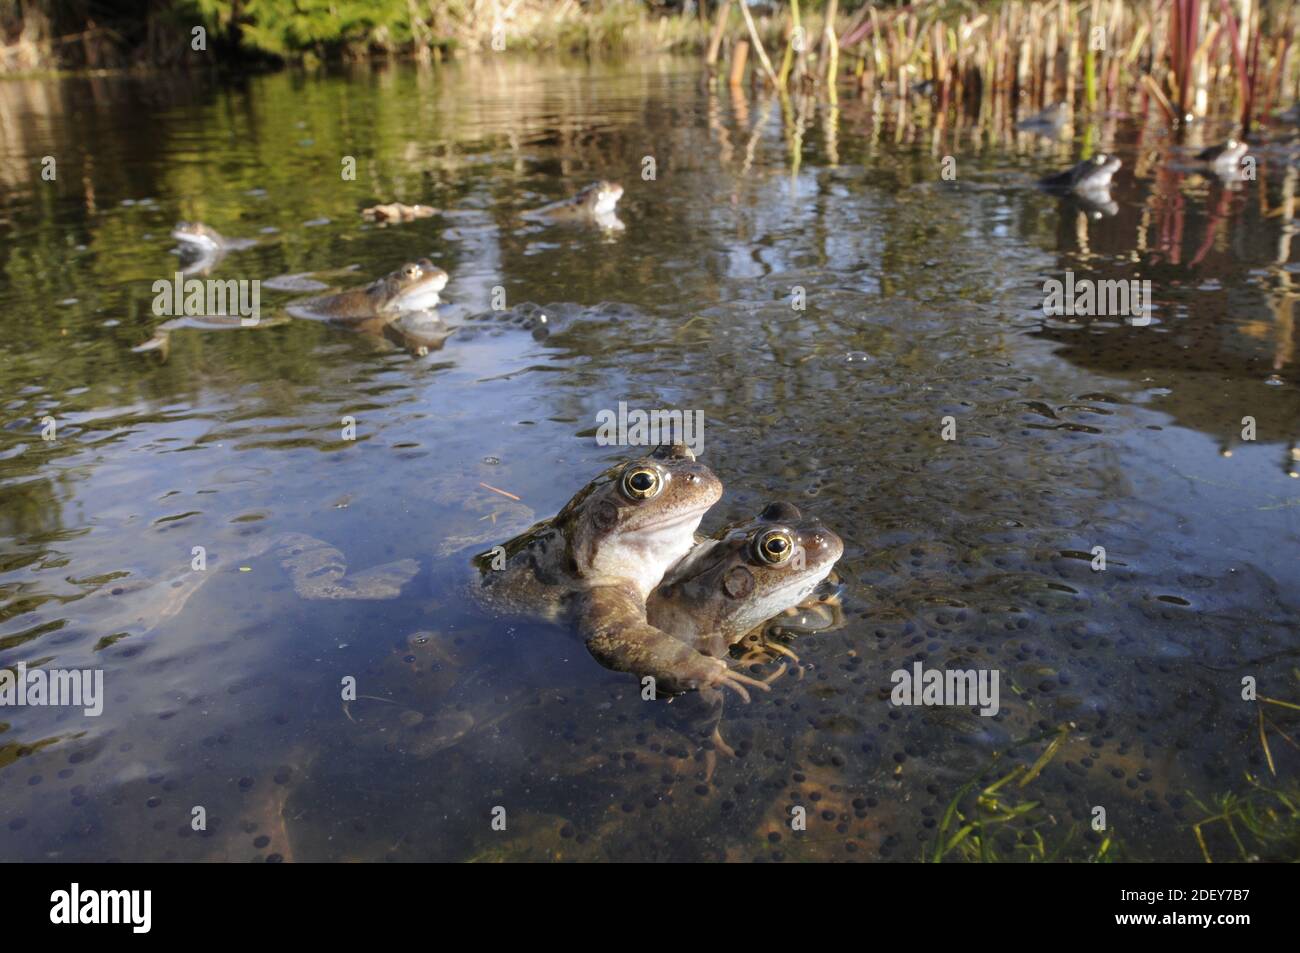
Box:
[471,445,768,698]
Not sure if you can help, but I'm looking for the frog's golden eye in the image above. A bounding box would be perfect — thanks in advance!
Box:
[621,466,662,501]
[403,264,421,279]
[755,529,794,565]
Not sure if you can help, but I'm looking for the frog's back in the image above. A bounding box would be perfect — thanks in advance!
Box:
[470,518,573,621]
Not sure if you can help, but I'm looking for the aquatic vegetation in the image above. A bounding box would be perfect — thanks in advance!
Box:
[833,0,1298,127]
[12,0,1299,132]
[1189,682,1300,863]
[1189,776,1300,863]
[928,727,1121,863]
[0,0,717,70]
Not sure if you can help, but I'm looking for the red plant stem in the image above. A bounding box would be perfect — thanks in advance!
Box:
[1184,0,1200,118]
[1244,17,1262,131]
[1219,0,1248,128]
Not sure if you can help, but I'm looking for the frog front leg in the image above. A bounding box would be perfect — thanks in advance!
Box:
[575,585,770,701]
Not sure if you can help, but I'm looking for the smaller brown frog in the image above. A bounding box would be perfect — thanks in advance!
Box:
[647,501,844,661]
[361,203,437,223]
[287,259,448,325]
[523,180,624,228]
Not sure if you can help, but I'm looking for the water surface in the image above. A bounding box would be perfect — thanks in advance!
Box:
[1,58,1298,862]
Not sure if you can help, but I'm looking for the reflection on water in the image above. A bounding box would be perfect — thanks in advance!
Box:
[0,58,1297,862]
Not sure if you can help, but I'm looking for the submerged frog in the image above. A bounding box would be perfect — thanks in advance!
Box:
[1039,154,1122,195]
[472,445,767,698]
[287,259,448,325]
[523,180,624,228]
[1016,101,1069,136]
[647,501,844,660]
[49,533,418,646]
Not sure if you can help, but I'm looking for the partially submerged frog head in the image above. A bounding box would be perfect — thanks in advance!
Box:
[1198,138,1249,167]
[585,180,624,216]
[557,444,721,597]
[478,445,722,601]
[1018,101,1068,130]
[172,221,224,251]
[646,500,844,653]
[375,259,449,313]
[1041,101,1069,122]
[1075,154,1121,192]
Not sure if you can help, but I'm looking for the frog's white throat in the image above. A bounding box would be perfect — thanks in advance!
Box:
[609,508,706,598]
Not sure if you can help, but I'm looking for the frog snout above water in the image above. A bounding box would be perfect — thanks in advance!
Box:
[170,221,257,275]
[475,443,721,605]
[524,180,624,223]
[172,221,226,253]
[647,500,845,660]
[1197,138,1249,171]
[1039,154,1122,194]
[584,180,624,216]
[374,259,448,312]
[290,259,448,324]
[1016,101,1069,135]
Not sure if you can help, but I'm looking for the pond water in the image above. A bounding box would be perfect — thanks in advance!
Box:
[0,57,1297,862]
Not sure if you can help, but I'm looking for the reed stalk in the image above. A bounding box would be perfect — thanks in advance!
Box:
[825,0,1297,129]
[737,0,781,88]
[825,0,840,103]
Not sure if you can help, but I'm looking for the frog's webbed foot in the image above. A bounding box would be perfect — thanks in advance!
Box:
[734,632,802,683]
[708,665,771,702]
[274,534,418,600]
[764,640,800,663]
[577,585,770,703]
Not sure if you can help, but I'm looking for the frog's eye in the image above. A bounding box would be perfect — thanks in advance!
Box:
[403,264,421,279]
[621,466,662,501]
[755,529,795,566]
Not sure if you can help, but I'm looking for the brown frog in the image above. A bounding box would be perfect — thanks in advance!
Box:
[647,501,844,660]
[287,259,448,325]
[361,202,437,223]
[1196,138,1249,176]
[522,180,624,228]
[1039,154,1122,195]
